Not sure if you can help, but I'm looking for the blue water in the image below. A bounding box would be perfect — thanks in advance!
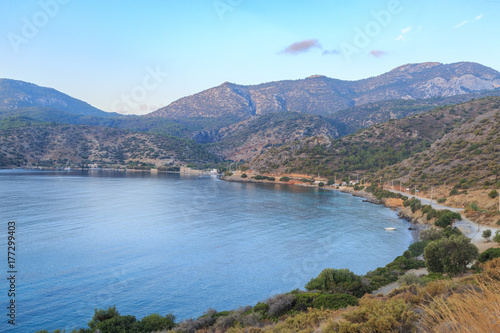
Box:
[0,169,412,332]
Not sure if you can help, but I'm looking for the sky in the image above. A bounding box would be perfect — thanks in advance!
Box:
[1,0,500,115]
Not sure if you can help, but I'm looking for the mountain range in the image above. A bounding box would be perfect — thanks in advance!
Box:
[148,62,500,119]
[1,61,500,169]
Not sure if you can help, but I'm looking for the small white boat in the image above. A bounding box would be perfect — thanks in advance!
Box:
[385,227,396,231]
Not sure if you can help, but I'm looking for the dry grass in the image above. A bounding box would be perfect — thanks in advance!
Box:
[419,261,500,333]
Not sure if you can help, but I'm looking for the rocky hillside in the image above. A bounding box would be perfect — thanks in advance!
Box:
[247,97,500,179]
[331,88,500,132]
[0,125,221,168]
[0,79,118,117]
[380,97,500,190]
[206,112,345,161]
[148,62,500,119]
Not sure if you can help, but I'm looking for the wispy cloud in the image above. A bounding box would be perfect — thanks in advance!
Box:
[454,13,483,28]
[370,50,387,58]
[395,26,413,41]
[454,20,469,28]
[280,39,322,54]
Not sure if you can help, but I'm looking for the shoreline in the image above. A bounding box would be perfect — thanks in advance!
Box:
[223,173,425,242]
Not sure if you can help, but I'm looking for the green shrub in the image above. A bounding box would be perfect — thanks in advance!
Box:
[422,205,432,214]
[420,228,445,242]
[267,176,276,181]
[434,210,462,228]
[305,268,367,297]
[139,313,176,332]
[482,229,492,240]
[279,176,290,182]
[252,302,269,316]
[494,230,500,244]
[437,198,446,203]
[477,248,500,263]
[318,182,325,187]
[488,190,499,198]
[408,241,428,257]
[292,292,320,312]
[449,188,459,196]
[467,202,480,211]
[312,294,358,310]
[254,175,267,180]
[224,171,233,176]
[241,173,247,178]
[424,235,479,275]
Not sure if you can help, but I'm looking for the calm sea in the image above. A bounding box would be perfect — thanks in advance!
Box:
[0,169,412,332]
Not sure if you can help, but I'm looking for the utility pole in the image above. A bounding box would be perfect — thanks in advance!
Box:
[415,185,417,198]
[430,186,434,206]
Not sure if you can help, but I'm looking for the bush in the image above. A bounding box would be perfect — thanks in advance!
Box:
[449,188,459,196]
[252,302,269,316]
[88,306,121,330]
[489,190,499,198]
[332,298,418,333]
[482,229,492,240]
[424,235,479,275]
[434,210,462,228]
[477,248,500,263]
[279,176,290,182]
[224,171,233,176]
[140,313,176,332]
[420,228,445,242]
[408,241,428,257]
[266,293,296,317]
[494,230,500,244]
[254,175,267,180]
[241,173,248,178]
[467,202,480,212]
[318,182,325,187]
[305,268,367,297]
[267,176,275,181]
[312,294,358,310]
[437,198,446,203]
[398,273,424,286]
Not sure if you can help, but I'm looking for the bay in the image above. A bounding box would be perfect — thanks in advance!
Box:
[0,169,412,332]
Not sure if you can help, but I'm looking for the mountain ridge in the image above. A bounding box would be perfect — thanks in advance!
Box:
[0,78,119,118]
[148,62,500,119]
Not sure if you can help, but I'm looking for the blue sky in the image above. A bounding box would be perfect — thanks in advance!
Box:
[1,0,499,114]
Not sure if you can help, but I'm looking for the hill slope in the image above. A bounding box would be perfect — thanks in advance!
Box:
[0,79,118,117]
[247,97,500,178]
[205,112,345,161]
[0,125,221,168]
[148,62,500,119]
[380,97,500,189]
